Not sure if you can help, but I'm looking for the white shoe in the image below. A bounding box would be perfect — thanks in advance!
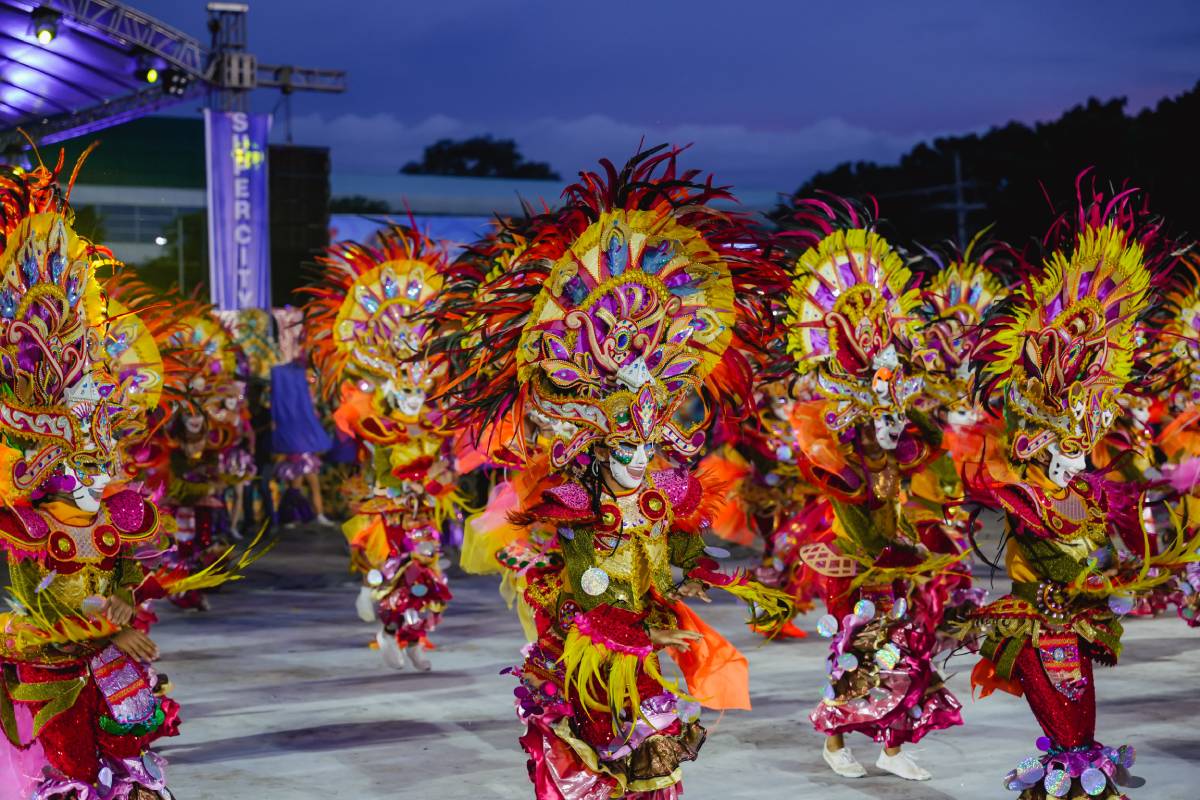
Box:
[315,514,335,527]
[355,586,377,623]
[822,742,866,778]
[404,645,432,672]
[876,749,931,781]
[377,630,405,670]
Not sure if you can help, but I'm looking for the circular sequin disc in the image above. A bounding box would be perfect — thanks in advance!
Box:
[1036,736,1053,751]
[1116,745,1135,768]
[1042,769,1070,797]
[816,614,839,637]
[874,643,901,669]
[1080,767,1107,796]
[1107,595,1135,615]
[891,597,908,619]
[908,703,924,719]
[704,546,730,559]
[366,569,384,587]
[1014,756,1045,784]
[411,584,428,597]
[98,767,114,789]
[143,753,163,781]
[580,567,610,596]
[853,599,876,621]
[836,653,859,672]
[822,683,837,701]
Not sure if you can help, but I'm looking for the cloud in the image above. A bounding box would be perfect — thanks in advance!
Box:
[287,111,932,192]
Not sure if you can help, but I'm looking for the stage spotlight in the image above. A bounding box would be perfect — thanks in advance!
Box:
[31,7,59,45]
[136,54,160,84]
[162,69,192,97]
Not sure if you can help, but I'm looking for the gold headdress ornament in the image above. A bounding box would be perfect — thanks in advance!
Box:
[781,198,923,431]
[971,182,1160,461]
[914,231,1007,410]
[435,146,780,469]
[0,153,126,497]
[305,224,449,401]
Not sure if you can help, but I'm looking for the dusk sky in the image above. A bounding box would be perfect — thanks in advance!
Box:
[135,0,1200,188]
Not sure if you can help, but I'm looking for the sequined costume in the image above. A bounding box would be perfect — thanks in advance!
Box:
[964,182,1199,799]
[776,200,964,760]
[155,311,246,610]
[1136,254,1200,623]
[306,225,460,670]
[0,156,175,799]
[907,243,1009,640]
[440,147,794,799]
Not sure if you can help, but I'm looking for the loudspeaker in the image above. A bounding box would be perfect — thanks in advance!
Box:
[269,145,330,304]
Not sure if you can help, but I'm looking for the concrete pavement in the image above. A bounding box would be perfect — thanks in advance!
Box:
[152,527,1200,799]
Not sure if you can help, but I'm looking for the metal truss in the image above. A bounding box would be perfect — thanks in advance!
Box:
[257,64,346,94]
[52,0,207,76]
[0,0,344,148]
[0,80,205,150]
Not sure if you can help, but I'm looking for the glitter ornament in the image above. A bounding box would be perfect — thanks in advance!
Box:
[1079,767,1107,796]
[874,643,901,669]
[853,599,876,621]
[1107,595,1135,615]
[1014,756,1045,785]
[580,567,610,596]
[1042,769,1070,797]
[816,614,839,637]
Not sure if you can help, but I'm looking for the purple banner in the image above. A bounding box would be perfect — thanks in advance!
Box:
[204,109,272,310]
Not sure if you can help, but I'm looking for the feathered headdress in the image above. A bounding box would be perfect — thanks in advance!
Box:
[913,232,1007,410]
[0,153,124,497]
[305,224,450,402]
[971,178,1163,461]
[781,197,923,431]
[1141,253,1200,407]
[441,145,778,469]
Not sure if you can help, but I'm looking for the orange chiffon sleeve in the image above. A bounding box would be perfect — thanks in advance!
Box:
[665,599,751,711]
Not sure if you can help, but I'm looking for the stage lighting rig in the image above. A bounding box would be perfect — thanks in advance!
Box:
[30,6,60,45]
[162,69,192,97]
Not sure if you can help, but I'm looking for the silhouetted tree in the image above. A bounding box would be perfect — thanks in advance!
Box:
[401,136,560,180]
[778,81,1200,258]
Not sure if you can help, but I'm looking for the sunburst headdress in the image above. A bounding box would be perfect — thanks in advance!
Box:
[0,152,125,497]
[444,145,779,469]
[971,179,1163,462]
[914,231,1007,410]
[305,224,450,402]
[781,197,923,431]
[1143,254,1200,408]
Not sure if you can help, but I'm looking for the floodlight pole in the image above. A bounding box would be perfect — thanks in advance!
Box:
[205,3,346,113]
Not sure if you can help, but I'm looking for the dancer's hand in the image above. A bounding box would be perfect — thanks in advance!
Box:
[676,580,711,603]
[113,628,160,662]
[104,595,136,626]
[649,628,703,652]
